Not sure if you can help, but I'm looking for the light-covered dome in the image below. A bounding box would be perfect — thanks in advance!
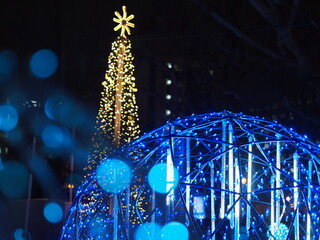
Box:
[125,111,320,239]
[61,111,320,239]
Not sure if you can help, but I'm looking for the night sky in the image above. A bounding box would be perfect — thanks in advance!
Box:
[2,1,320,131]
[1,0,320,238]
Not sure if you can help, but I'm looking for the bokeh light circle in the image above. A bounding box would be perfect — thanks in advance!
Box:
[41,125,64,148]
[134,222,162,240]
[160,222,189,240]
[0,104,19,132]
[45,95,72,122]
[14,228,25,240]
[0,49,19,76]
[96,159,131,193]
[0,161,29,198]
[43,202,63,223]
[148,163,179,194]
[30,49,58,78]
[6,128,23,144]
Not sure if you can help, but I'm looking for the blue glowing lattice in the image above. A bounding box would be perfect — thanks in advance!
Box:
[61,111,320,239]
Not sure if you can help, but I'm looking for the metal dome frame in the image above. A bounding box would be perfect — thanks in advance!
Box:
[61,111,320,239]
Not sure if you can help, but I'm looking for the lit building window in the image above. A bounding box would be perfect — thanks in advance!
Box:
[166,94,171,100]
[23,100,40,108]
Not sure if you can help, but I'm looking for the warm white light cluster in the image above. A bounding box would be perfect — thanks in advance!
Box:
[85,36,140,173]
[102,37,140,146]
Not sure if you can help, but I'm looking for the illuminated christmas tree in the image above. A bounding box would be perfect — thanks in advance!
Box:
[60,7,143,239]
[85,6,140,174]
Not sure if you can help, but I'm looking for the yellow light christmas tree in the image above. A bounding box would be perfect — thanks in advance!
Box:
[60,7,145,239]
[85,5,140,174]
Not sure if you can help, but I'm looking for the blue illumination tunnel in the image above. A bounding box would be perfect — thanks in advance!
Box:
[61,111,320,239]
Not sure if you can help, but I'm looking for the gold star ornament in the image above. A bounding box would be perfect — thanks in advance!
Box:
[113,6,135,37]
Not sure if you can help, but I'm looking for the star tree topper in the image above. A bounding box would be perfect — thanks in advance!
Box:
[113,6,135,37]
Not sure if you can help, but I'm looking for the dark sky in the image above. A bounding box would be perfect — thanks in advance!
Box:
[1,0,320,189]
[1,0,319,131]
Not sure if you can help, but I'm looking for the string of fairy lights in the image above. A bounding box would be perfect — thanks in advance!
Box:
[62,111,320,239]
[85,6,140,174]
[61,5,147,239]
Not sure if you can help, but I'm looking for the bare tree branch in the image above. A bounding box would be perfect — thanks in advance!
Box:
[189,0,285,61]
[247,0,311,70]
[297,8,320,30]
[288,0,300,25]
[247,0,320,101]
[282,97,320,125]
[218,44,273,69]
[190,0,320,100]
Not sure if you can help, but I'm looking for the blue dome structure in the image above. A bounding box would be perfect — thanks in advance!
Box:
[61,111,320,239]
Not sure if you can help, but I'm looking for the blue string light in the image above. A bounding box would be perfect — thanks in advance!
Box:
[44,202,63,223]
[61,111,320,239]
